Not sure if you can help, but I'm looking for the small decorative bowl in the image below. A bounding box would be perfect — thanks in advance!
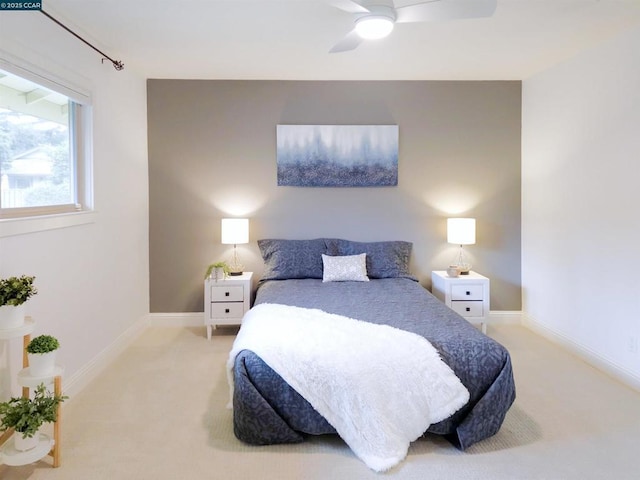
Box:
[446,266,460,277]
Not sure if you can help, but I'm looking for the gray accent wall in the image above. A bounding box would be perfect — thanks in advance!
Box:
[148,80,521,313]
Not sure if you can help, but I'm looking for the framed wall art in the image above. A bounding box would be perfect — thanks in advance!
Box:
[276,124,399,187]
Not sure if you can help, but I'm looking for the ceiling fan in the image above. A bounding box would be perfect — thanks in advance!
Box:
[329,0,497,53]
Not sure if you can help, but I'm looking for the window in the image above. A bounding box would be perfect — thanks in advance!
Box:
[0,65,91,219]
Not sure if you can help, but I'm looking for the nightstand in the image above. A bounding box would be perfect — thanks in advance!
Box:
[431,271,490,334]
[204,272,252,340]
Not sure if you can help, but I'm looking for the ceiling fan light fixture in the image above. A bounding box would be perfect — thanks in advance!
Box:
[355,16,395,40]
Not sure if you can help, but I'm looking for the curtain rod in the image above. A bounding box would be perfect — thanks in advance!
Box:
[40,9,124,71]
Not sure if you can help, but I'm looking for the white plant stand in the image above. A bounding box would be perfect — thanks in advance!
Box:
[0,318,63,468]
[0,434,55,466]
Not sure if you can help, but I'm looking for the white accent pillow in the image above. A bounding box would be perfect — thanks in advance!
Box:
[322,254,369,283]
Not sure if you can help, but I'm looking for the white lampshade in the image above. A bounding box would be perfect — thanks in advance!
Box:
[447,218,476,245]
[355,16,395,40]
[221,218,249,245]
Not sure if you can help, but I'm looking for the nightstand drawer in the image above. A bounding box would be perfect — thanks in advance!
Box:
[451,285,484,301]
[211,285,244,302]
[451,301,484,317]
[431,271,489,334]
[204,272,253,339]
[210,302,244,319]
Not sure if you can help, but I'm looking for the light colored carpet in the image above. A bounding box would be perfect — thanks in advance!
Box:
[1,324,639,479]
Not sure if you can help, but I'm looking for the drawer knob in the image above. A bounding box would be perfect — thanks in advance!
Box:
[466,307,471,312]
[225,292,230,297]
[225,308,230,314]
[465,291,471,296]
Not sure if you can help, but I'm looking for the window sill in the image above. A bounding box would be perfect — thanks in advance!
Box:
[0,211,97,238]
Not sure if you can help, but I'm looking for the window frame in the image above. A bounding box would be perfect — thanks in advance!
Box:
[0,56,93,224]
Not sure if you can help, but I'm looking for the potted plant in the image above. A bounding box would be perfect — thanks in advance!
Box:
[0,275,37,329]
[0,383,67,451]
[26,334,60,377]
[205,261,229,281]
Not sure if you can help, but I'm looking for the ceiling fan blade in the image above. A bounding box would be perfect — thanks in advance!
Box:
[328,0,371,14]
[329,30,365,53]
[395,0,497,24]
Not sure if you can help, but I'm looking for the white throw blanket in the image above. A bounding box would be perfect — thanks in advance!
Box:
[227,303,469,472]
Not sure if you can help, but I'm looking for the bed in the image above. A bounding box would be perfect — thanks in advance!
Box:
[228,238,516,470]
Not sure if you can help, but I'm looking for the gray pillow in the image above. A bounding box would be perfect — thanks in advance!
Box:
[258,239,335,280]
[329,239,415,279]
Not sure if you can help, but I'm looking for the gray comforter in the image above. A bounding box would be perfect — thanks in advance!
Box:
[232,277,516,450]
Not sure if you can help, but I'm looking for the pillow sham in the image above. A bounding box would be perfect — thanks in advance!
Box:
[329,239,415,279]
[258,238,335,280]
[322,254,369,283]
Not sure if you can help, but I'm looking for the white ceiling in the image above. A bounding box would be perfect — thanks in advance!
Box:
[46,0,640,80]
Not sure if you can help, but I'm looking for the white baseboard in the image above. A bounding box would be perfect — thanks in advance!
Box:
[63,314,149,399]
[148,312,204,327]
[489,310,522,324]
[523,314,640,392]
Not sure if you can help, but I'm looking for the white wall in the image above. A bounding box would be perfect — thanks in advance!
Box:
[522,26,640,387]
[0,10,149,398]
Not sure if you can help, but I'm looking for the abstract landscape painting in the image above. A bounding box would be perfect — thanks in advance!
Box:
[276,125,399,187]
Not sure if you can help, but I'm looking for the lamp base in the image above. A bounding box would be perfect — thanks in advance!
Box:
[455,262,472,275]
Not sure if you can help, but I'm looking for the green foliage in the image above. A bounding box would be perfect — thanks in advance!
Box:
[205,261,229,279]
[0,383,67,438]
[0,109,72,208]
[42,142,71,185]
[0,275,37,307]
[0,110,68,172]
[24,182,72,207]
[26,334,60,354]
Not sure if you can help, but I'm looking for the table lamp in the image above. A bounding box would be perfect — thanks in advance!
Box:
[221,218,249,276]
[447,217,476,275]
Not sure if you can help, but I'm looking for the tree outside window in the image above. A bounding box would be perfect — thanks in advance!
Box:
[0,68,79,215]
